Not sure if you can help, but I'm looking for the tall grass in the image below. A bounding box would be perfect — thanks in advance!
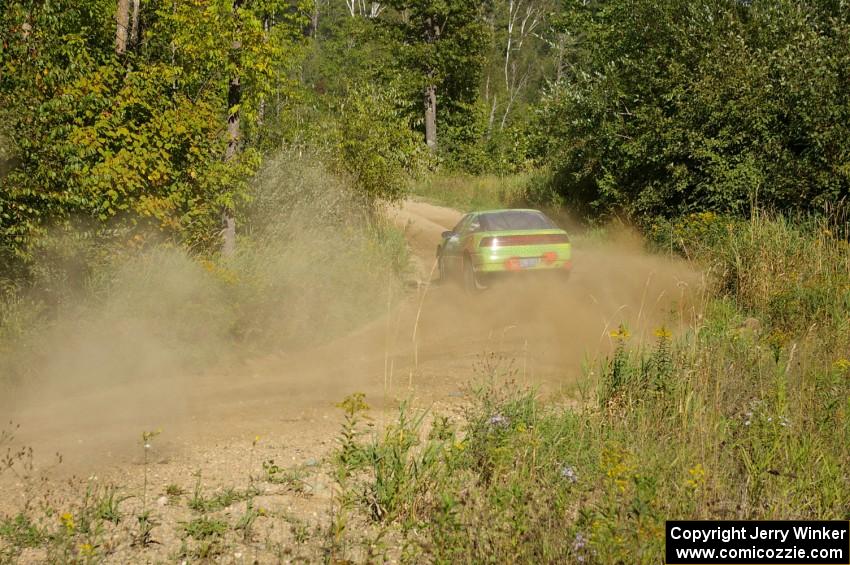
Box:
[410,172,531,211]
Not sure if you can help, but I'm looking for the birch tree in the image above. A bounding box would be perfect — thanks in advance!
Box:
[343,0,383,19]
[115,0,130,54]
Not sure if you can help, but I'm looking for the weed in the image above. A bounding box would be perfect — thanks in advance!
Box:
[362,402,446,524]
[327,392,372,561]
[182,516,228,541]
[140,429,160,511]
[235,501,261,542]
[0,513,44,548]
[92,485,128,524]
[131,510,159,548]
[188,471,258,513]
[262,459,307,492]
[289,518,310,544]
[334,392,371,475]
[164,483,184,498]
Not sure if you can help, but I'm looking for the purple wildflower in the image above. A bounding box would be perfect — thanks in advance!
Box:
[487,413,509,428]
[573,531,588,562]
[573,532,587,551]
[560,464,578,483]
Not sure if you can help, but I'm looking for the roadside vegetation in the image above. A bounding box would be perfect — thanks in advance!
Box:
[411,173,530,213]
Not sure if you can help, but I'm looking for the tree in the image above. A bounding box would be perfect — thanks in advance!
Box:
[223,0,244,257]
[0,0,308,261]
[535,0,850,220]
[116,0,130,54]
[382,0,488,151]
[332,82,423,201]
[497,0,545,130]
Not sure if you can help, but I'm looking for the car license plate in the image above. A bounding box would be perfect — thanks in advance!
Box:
[519,257,539,269]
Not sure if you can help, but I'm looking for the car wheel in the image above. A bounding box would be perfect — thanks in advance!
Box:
[437,252,447,282]
[462,256,485,293]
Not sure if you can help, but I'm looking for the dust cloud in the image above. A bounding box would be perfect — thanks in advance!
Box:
[389,202,705,399]
[0,196,704,477]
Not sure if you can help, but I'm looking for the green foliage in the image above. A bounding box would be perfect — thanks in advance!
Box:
[261,460,307,492]
[188,475,256,514]
[331,83,425,202]
[362,403,448,524]
[381,0,489,153]
[535,0,850,220]
[0,0,307,261]
[0,513,45,550]
[182,516,228,540]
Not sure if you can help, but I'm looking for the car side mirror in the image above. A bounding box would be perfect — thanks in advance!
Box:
[442,230,457,240]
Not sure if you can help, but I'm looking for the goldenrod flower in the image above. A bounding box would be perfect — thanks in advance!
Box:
[654,326,672,339]
[60,512,75,533]
[610,324,630,340]
[685,463,706,489]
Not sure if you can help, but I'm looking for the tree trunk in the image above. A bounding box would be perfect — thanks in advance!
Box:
[222,73,240,257]
[129,0,141,48]
[422,14,440,150]
[115,0,130,55]
[424,84,437,149]
[310,1,319,36]
[222,0,242,258]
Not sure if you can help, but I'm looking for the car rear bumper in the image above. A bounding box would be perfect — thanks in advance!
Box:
[472,250,573,274]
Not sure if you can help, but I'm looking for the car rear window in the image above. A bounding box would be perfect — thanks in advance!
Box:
[478,211,556,231]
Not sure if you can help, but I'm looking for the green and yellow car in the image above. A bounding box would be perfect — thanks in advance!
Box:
[437,209,572,291]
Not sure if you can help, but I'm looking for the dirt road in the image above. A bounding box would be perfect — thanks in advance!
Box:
[0,198,701,503]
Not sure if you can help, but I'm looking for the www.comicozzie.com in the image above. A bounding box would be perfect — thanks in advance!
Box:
[665,521,850,564]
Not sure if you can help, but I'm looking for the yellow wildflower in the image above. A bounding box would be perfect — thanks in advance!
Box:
[685,463,706,489]
[654,326,672,339]
[60,512,75,533]
[610,324,631,341]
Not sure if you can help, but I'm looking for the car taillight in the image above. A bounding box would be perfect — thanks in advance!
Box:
[505,257,521,271]
[479,237,496,248]
[542,251,557,264]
